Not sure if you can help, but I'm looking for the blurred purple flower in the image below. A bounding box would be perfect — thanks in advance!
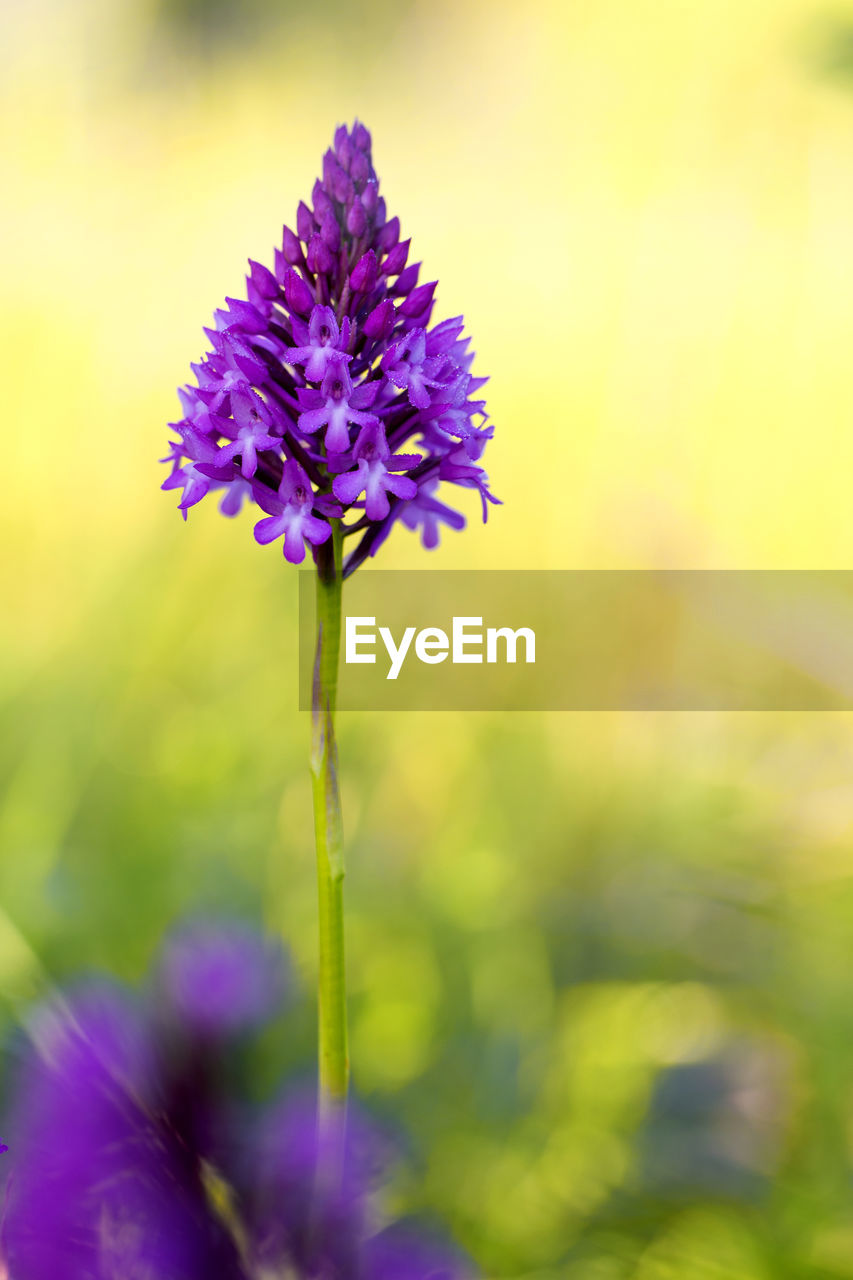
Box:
[162,121,498,569]
[158,917,289,1037]
[367,1224,472,1280]
[2,984,246,1280]
[1,923,474,1280]
[238,1086,389,1277]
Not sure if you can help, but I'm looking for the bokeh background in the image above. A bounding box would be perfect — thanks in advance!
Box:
[5,0,853,1274]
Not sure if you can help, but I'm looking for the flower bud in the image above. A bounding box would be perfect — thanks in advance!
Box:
[377,216,400,252]
[382,237,410,276]
[350,151,370,187]
[393,262,420,297]
[350,249,378,294]
[352,121,371,152]
[248,259,279,300]
[307,233,334,276]
[283,269,313,316]
[296,200,314,243]
[361,180,378,215]
[347,199,367,238]
[282,224,302,265]
[335,126,353,171]
[363,298,394,340]
[312,182,333,224]
[400,281,436,317]
[319,210,341,252]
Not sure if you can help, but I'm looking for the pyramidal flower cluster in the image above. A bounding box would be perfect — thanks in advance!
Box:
[162,122,498,574]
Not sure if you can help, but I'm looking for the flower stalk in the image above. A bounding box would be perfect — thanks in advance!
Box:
[310,520,348,1111]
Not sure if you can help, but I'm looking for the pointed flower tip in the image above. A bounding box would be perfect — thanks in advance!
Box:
[350,248,379,294]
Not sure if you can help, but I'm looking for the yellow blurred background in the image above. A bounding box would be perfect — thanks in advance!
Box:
[5,0,853,1275]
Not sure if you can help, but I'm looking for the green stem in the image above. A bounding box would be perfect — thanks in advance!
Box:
[310,520,348,1110]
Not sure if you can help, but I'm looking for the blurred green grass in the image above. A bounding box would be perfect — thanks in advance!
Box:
[5,0,853,1274]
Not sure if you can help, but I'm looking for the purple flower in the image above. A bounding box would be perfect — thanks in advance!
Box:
[219,476,253,517]
[253,460,335,563]
[332,423,421,522]
[400,479,466,550]
[2,984,246,1280]
[366,1225,474,1280]
[1,924,475,1280]
[288,305,352,382]
[161,122,497,573]
[297,359,380,454]
[158,918,289,1038]
[213,389,283,480]
[241,1087,386,1277]
[381,328,445,409]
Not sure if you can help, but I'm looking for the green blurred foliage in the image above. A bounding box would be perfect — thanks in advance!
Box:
[5,0,853,1275]
[802,12,853,84]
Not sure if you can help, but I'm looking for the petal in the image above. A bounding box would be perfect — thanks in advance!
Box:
[221,297,267,333]
[283,522,307,564]
[384,474,418,501]
[298,407,329,435]
[296,387,325,410]
[251,483,284,516]
[286,345,312,366]
[407,375,433,410]
[364,487,391,522]
[254,515,286,545]
[349,380,381,409]
[303,515,332,546]
[422,515,440,549]
[332,464,368,506]
[347,408,380,433]
[386,452,422,471]
[426,316,465,355]
[219,484,248,517]
[231,388,267,429]
[314,493,345,517]
[240,439,258,479]
[324,425,353,455]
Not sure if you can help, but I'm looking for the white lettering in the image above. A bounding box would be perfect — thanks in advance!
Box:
[415,627,449,664]
[486,626,536,664]
[343,616,535,678]
[345,616,376,663]
[379,625,416,680]
[452,616,483,664]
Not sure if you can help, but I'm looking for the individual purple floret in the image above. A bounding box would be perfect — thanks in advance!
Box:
[0,923,475,1280]
[399,479,467,550]
[161,122,498,570]
[252,459,337,563]
[332,422,420,521]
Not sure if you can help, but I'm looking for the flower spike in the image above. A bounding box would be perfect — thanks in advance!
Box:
[161,122,496,574]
